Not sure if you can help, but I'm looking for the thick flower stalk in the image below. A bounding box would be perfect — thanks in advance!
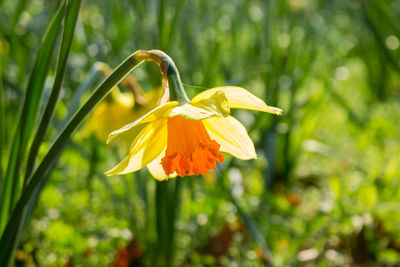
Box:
[106,50,282,180]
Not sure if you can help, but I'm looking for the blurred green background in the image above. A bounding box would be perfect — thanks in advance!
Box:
[1,0,400,266]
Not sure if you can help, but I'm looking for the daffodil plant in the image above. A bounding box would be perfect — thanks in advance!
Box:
[0,48,281,266]
[106,50,282,180]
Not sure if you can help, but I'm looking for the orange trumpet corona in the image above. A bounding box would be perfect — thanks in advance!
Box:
[161,116,224,177]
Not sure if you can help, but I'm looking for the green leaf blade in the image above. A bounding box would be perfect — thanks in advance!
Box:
[0,0,66,235]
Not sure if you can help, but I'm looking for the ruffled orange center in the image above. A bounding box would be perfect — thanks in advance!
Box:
[161,116,224,177]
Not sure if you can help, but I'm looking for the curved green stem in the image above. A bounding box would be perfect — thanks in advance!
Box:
[0,49,186,265]
[0,51,144,265]
[135,50,189,104]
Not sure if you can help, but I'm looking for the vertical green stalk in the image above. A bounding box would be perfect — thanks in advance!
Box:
[155,179,181,267]
[128,0,152,48]
[0,137,18,231]
[166,0,185,50]
[23,0,81,189]
[362,1,400,73]
[86,135,99,203]
[10,0,29,32]
[0,51,4,184]
[0,1,65,234]
[14,0,80,211]
[157,0,166,50]
[10,0,30,85]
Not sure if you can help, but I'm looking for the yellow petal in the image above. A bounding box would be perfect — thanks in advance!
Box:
[169,90,230,120]
[107,101,178,144]
[192,86,282,115]
[203,116,257,160]
[106,119,167,175]
[147,149,178,181]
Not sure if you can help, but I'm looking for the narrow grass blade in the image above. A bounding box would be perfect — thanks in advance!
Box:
[363,1,400,73]
[166,0,185,50]
[157,0,166,49]
[10,0,29,32]
[0,50,146,266]
[0,1,65,235]
[373,0,400,37]
[0,53,5,183]
[23,0,81,189]
[224,181,272,262]
[128,0,152,47]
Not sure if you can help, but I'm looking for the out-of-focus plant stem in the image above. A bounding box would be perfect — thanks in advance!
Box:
[158,0,167,50]
[362,1,400,78]
[220,160,273,263]
[0,52,4,184]
[166,0,185,51]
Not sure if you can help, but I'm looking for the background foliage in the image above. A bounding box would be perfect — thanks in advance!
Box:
[1,0,400,266]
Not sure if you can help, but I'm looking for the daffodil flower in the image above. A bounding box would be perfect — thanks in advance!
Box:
[106,85,282,180]
[106,50,282,180]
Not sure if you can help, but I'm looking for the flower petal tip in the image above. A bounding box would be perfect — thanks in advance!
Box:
[106,133,116,144]
[105,169,125,176]
[245,153,258,160]
[105,164,125,176]
[261,105,283,115]
[269,106,283,116]
[106,130,123,144]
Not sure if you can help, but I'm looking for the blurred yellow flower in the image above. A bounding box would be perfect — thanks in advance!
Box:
[106,86,282,180]
[82,62,162,144]
[83,88,161,143]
